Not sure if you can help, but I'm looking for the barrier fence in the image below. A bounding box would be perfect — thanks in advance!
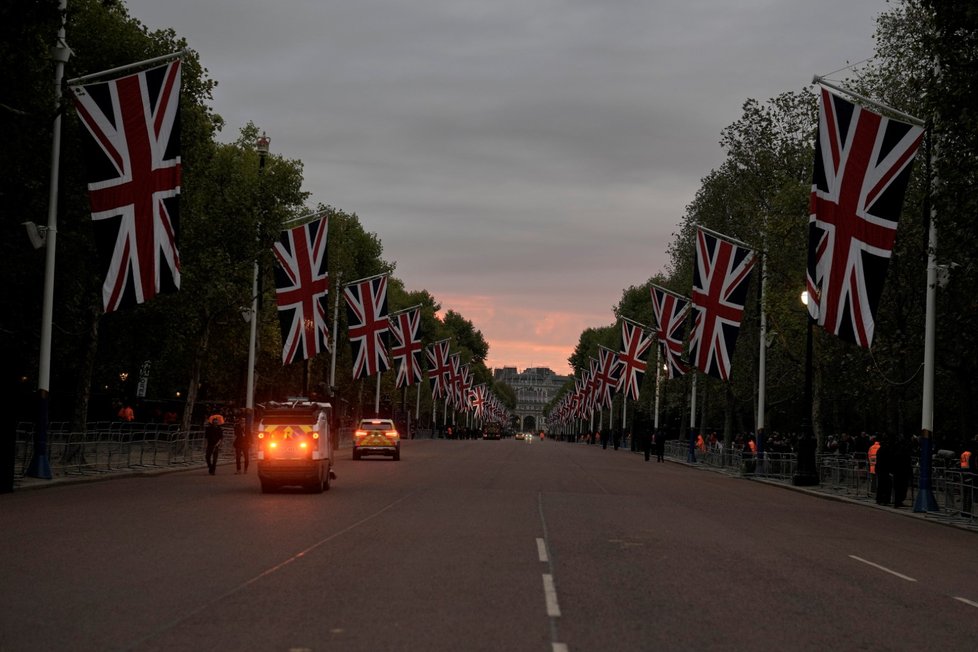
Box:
[661,439,976,526]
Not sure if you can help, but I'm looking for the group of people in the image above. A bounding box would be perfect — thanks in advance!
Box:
[203,411,252,476]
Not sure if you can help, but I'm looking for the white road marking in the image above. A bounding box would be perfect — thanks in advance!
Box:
[553,644,569,652]
[537,537,549,562]
[848,555,918,582]
[954,596,978,608]
[543,573,562,617]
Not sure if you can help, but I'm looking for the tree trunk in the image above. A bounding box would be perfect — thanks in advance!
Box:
[71,296,101,433]
[181,318,211,432]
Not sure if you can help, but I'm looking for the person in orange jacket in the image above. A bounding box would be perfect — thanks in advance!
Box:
[868,437,881,491]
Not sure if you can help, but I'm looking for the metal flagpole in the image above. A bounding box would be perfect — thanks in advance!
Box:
[27,0,69,480]
[66,49,187,85]
[915,127,939,512]
[329,271,342,393]
[653,345,662,430]
[688,373,698,463]
[374,372,381,416]
[756,251,768,470]
[245,133,269,440]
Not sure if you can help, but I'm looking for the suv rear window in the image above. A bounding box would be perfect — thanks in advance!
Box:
[359,420,395,431]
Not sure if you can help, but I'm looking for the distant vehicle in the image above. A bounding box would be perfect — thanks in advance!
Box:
[482,423,502,440]
[353,418,400,461]
[256,401,334,494]
[514,432,525,441]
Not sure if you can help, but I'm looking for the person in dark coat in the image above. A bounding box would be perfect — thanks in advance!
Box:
[204,416,224,475]
[655,428,666,463]
[232,416,250,474]
[891,436,913,508]
[875,435,893,506]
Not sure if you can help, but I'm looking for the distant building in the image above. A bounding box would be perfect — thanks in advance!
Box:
[493,366,571,432]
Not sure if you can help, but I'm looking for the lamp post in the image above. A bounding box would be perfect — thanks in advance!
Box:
[245,132,269,437]
[793,291,819,485]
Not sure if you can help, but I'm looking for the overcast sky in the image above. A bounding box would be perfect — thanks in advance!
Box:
[124,0,888,375]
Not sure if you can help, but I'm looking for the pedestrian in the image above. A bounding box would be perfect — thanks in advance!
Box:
[205,416,223,475]
[655,428,666,462]
[118,404,134,422]
[960,437,975,517]
[867,437,880,492]
[612,427,621,451]
[891,436,912,508]
[875,435,893,506]
[232,416,250,474]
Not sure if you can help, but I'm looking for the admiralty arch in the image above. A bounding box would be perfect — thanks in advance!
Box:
[493,366,571,433]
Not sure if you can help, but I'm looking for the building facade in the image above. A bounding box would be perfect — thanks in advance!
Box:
[493,366,571,433]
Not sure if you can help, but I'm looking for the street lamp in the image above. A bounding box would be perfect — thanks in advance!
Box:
[793,291,819,485]
[245,132,269,438]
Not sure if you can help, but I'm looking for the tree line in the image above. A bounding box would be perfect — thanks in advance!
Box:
[1,0,509,431]
[558,1,977,452]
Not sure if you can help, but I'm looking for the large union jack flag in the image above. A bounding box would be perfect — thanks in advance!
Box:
[425,339,452,399]
[618,318,653,400]
[71,60,182,313]
[689,228,756,380]
[389,307,424,388]
[272,217,329,365]
[807,85,924,348]
[651,285,690,379]
[343,274,390,379]
[595,346,623,410]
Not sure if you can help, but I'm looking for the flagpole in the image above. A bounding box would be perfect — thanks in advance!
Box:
[374,371,381,416]
[915,126,939,512]
[688,373,698,463]
[756,251,768,471]
[812,75,926,127]
[653,345,661,430]
[67,49,187,85]
[27,0,69,480]
[245,133,270,441]
[329,271,342,393]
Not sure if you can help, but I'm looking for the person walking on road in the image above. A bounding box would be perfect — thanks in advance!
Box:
[232,415,250,474]
[655,429,666,463]
[875,435,893,506]
[205,416,224,475]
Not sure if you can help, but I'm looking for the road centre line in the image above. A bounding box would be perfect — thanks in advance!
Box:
[543,574,562,617]
[537,537,549,562]
[848,555,918,582]
[954,596,978,609]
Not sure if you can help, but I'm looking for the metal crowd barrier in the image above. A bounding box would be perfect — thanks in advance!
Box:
[647,439,975,526]
[13,422,232,480]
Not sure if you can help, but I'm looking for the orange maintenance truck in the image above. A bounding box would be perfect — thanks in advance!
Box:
[256,401,335,493]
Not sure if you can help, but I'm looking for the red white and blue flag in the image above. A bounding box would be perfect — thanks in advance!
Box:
[807,85,924,348]
[272,217,329,365]
[596,346,623,410]
[70,60,182,313]
[618,318,653,400]
[425,339,452,399]
[689,228,756,380]
[650,285,690,379]
[343,274,390,379]
[388,307,424,388]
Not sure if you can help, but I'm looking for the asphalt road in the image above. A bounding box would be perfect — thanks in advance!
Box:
[2,437,977,652]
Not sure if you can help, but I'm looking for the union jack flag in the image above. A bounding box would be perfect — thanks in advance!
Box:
[689,228,756,380]
[426,339,452,399]
[470,384,488,419]
[388,307,424,388]
[70,60,182,313]
[447,353,463,409]
[595,346,623,410]
[343,274,390,379]
[807,85,924,348]
[651,285,690,379]
[272,217,329,365]
[618,318,653,400]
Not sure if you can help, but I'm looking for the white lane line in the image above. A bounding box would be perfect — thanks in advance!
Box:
[543,574,562,617]
[848,555,918,582]
[954,596,978,608]
[553,644,569,652]
[537,537,549,562]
